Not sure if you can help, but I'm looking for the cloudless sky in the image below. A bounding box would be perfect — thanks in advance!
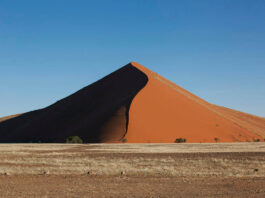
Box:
[0,0,265,117]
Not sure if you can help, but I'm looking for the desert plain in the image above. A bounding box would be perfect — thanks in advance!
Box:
[0,142,264,198]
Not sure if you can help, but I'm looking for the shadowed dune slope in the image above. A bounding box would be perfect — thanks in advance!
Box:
[125,62,265,143]
[0,64,148,143]
[0,62,264,143]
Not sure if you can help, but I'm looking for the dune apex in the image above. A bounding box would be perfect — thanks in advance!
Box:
[0,62,264,143]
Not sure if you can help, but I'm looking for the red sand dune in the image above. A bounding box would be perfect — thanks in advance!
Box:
[0,62,264,143]
[125,62,265,143]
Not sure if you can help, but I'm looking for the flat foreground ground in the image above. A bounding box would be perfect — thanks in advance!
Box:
[0,143,265,197]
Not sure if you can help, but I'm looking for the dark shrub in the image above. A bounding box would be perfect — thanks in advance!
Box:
[65,136,83,144]
[214,137,220,143]
[175,138,186,143]
[121,138,127,143]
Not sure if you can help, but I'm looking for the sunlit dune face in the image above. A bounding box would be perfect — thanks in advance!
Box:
[125,62,264,143]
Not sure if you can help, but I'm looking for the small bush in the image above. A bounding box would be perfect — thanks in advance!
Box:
[214,137,220,143]
[65,136,83,144]
[175,138,186,143]
[121,138,127,143]
[253,138,260,142]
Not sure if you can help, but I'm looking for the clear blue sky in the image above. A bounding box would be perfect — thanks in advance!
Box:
[0,0,265,117]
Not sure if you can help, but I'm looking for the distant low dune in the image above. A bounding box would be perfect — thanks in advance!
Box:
[0,62,264,143]
[0,114,21,122]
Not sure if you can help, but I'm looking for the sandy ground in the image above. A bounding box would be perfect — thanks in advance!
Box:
[0,143,264,197]
[1,175,265,198]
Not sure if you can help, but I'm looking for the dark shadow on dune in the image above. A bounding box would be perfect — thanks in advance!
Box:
[0,63,148,143]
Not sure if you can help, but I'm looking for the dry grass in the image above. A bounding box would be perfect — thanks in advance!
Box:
[0,143,264,177]
[1,143,265,197]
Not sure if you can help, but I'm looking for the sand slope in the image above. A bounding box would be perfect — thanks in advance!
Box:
[125,62,265,143]
[0,62,264,143]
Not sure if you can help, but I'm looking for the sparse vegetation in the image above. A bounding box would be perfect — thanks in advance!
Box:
[0,143,264,177]
[253,138,260,142]
[121,138,127,143]
[175,138,186,143]
[65,136,83,144]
